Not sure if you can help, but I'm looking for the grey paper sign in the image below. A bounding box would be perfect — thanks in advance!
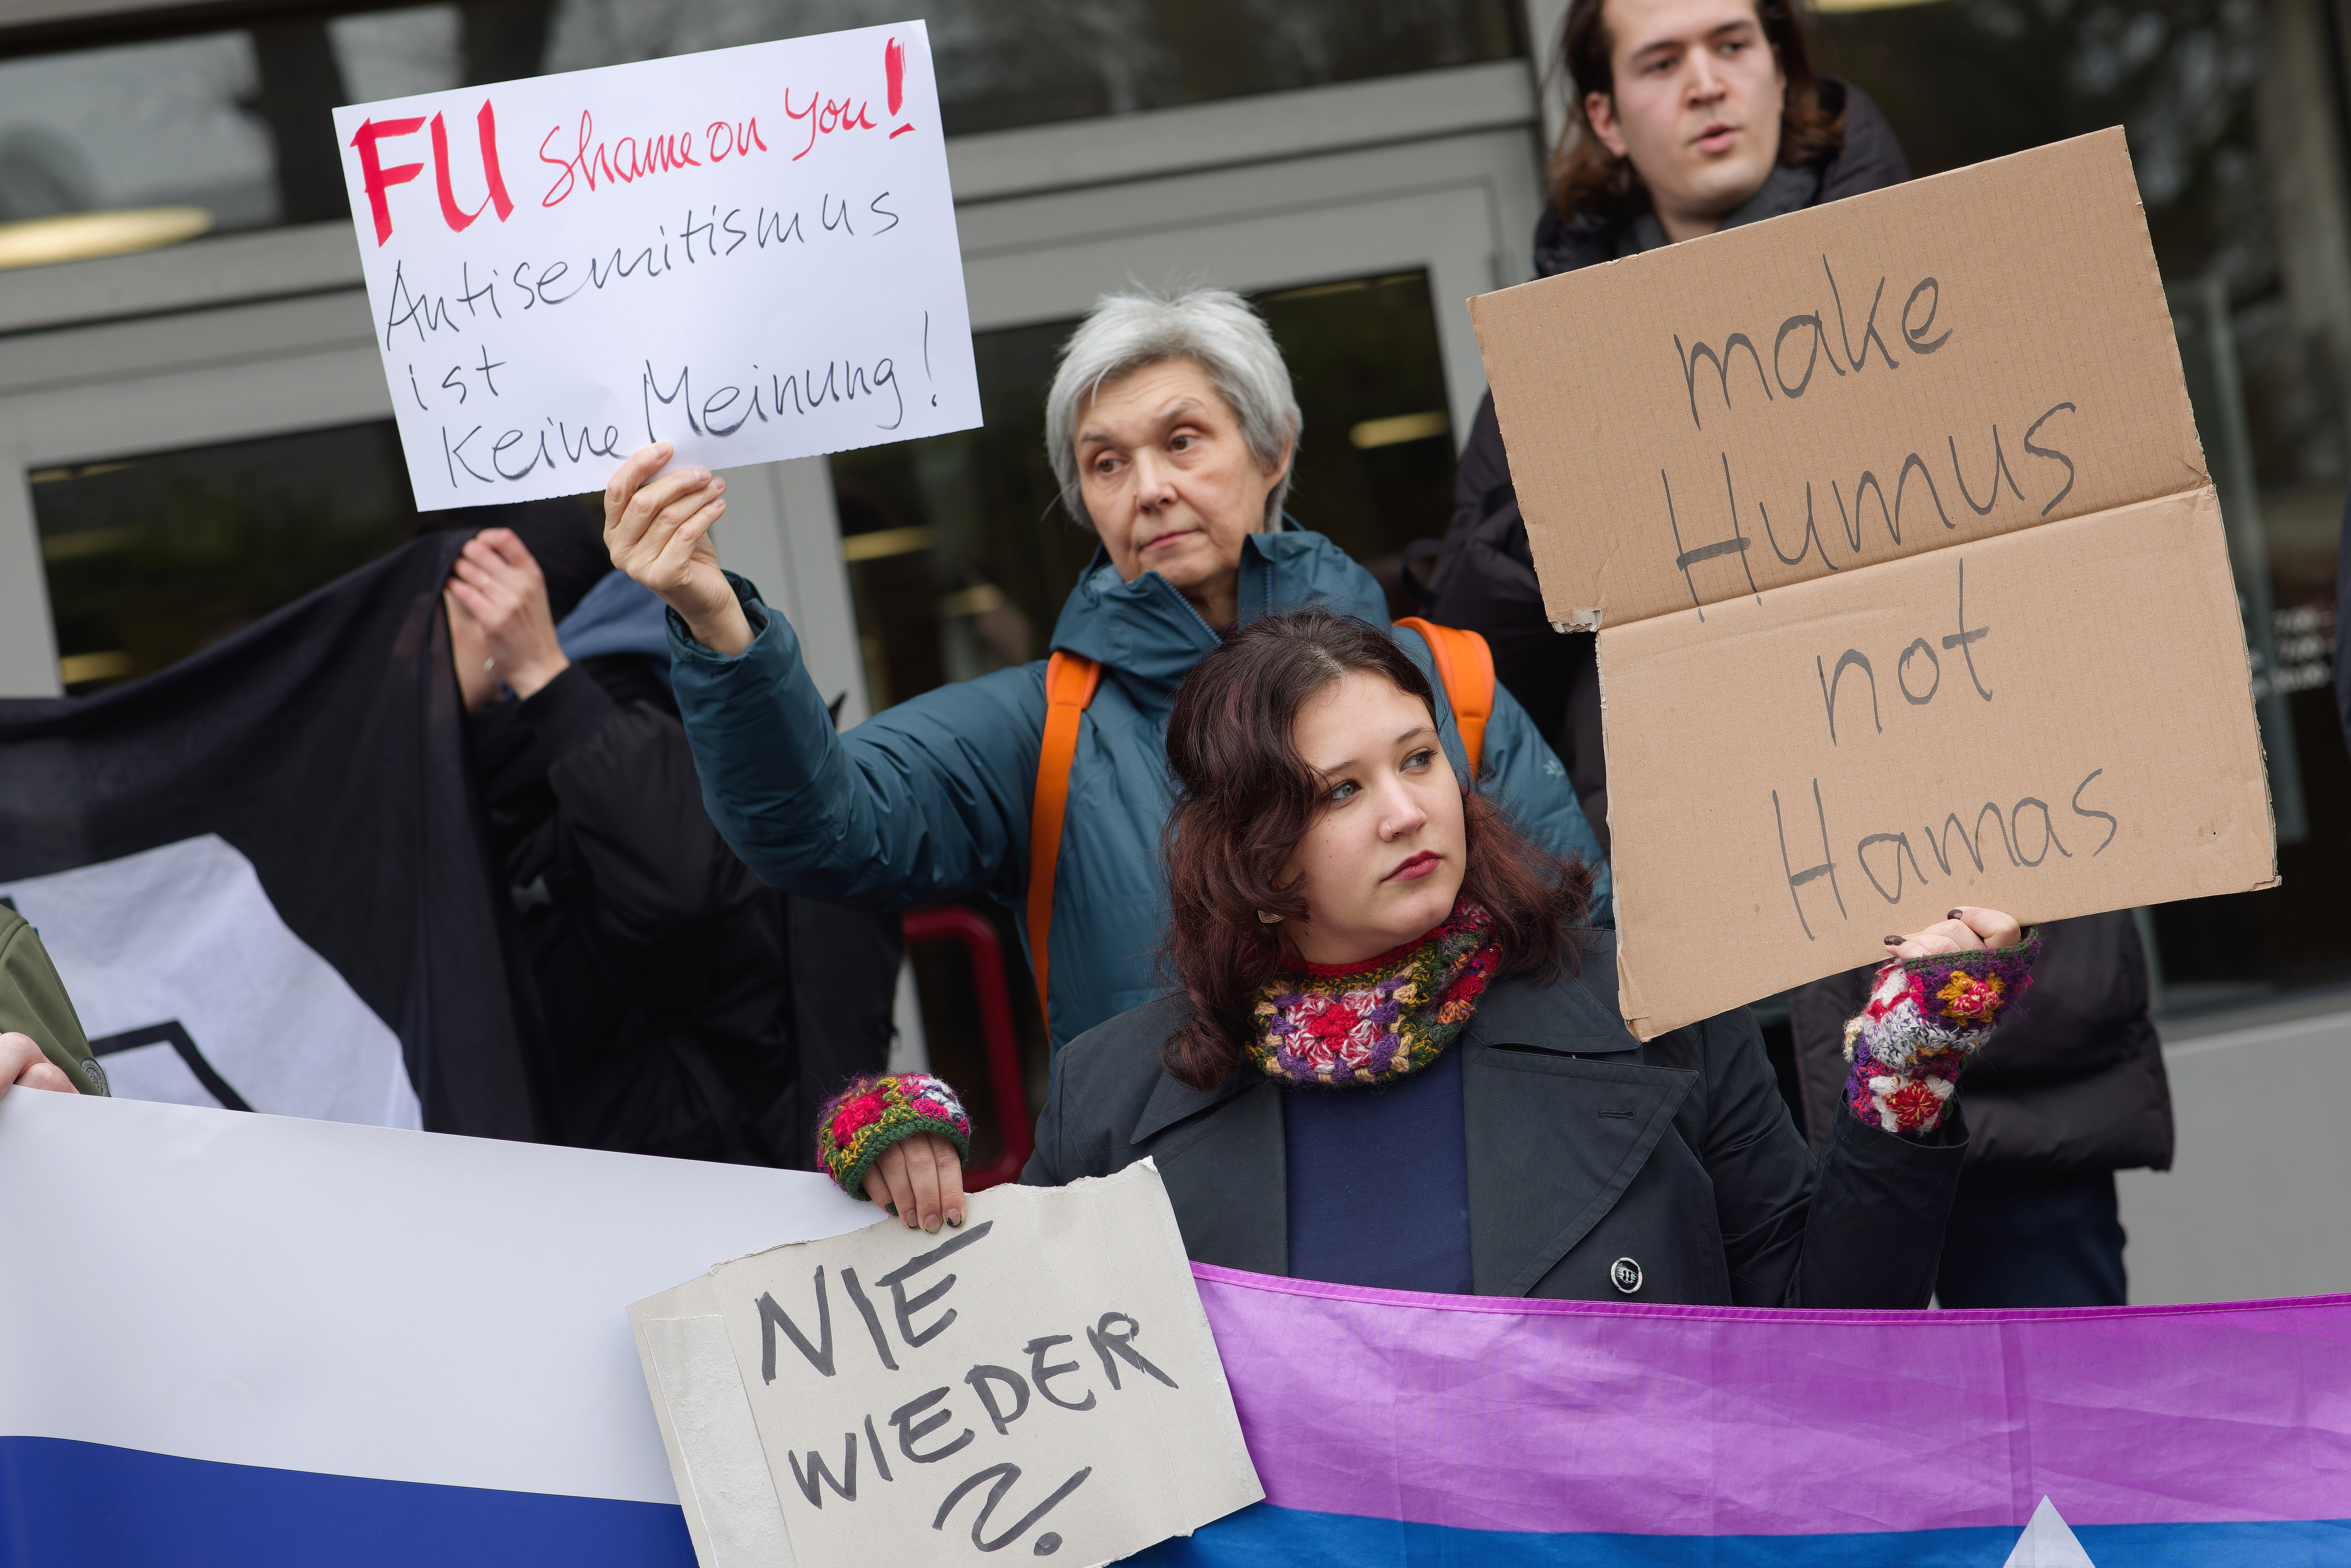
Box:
[633,1162,1262,1568]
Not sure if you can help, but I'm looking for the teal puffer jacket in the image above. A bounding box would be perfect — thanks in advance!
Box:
[668,525,1610,1050]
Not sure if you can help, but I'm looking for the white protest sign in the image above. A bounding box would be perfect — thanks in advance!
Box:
[635,1164,1262,1568]
[331,21,979,511]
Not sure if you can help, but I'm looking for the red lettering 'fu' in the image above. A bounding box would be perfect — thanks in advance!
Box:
[350,116,426,246]
[432,101,516,234]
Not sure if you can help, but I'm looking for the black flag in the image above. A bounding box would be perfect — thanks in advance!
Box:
[0,534,541,1138]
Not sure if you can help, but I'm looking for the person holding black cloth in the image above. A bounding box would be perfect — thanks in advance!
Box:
[440,508,900,1166]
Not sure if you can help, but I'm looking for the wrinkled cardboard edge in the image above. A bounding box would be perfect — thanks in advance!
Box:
[1467,128,2194,631]
[627,1276,740,1568]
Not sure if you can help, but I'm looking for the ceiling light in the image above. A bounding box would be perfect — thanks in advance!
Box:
[0,207,213,272]
[1350,411,1451,450]
[1811,0,1950,14]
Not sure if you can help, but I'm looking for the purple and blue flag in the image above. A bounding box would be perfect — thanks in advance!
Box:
[1150,1265,2351,1566]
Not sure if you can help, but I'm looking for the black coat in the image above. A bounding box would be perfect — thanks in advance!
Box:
[472,654,901,1166]
[1424,81,1911,852]
[1788,912,2173,1175]
[2336,484,2351,758]
[1020,931,1965,1308]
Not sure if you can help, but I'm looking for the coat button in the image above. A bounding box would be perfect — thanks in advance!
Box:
[1610,1257,1643,1294]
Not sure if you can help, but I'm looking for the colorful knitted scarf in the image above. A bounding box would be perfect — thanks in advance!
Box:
[1249,902,1501,1085]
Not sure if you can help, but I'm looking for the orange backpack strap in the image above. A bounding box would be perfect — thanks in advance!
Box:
[1026,650,1103,1034]
[1393,617,1497,779]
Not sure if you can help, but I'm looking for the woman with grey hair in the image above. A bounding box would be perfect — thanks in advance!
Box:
[603,287,1606,1209]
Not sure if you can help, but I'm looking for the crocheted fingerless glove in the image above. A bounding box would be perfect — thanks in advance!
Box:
[815,1073,973,1197]
[1842,934,2040,1137]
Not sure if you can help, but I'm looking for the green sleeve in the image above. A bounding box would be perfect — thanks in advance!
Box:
[0,909,107,1096]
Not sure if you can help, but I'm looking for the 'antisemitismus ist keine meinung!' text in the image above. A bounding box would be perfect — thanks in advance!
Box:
[331,22,980,510]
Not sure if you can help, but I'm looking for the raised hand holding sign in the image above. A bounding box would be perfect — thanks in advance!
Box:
[1473,131,2276,1037]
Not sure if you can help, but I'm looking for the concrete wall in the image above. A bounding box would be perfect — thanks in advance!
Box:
[2118,1004,2351,1303]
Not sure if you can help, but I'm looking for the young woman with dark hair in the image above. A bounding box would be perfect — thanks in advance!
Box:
[814,612,2039,1307]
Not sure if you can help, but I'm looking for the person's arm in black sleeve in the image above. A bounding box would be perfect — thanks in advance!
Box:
[528,665,758,947]
[1786,965,1877,1152]
[1795,934,2044,1305]
[1795,1100,1967,1308]
[1697,997,1965,1310]
[1693,1007,1829,1307]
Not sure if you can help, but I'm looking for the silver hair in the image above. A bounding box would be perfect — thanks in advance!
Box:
[1044,285,1302,531]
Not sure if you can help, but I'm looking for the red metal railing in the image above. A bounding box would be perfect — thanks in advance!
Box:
[900,906,1032,1190]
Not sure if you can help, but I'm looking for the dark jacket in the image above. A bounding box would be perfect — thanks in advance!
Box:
[1021,930,1966,1307]
[471,653,900,1167]
[668,527,1609,1050]
[0,906,104,1096]
[1787,913,2172,1175]
[1425,81,1911,852]
[2335,484,2350,758]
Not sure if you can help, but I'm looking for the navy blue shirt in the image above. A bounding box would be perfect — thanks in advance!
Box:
[1281,1046,1474,1294]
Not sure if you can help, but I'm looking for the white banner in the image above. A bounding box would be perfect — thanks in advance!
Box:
[0,1088,867,1503]
[331,20,980,510]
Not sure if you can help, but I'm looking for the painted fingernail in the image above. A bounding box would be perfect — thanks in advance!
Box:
[946,1210,963,1228]
[1884,935,1903,946]
[923,1214,941,1235]
[1946,908,1964,920]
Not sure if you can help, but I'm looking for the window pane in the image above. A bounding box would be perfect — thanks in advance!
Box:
[0,0,1518,255]
[31,423,419,693]
[330,5,465,105]
[1817,0,2351,1012]
[0,32,277,231]
[542,0,1522,135]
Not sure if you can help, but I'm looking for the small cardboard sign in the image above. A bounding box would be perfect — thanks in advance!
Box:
[331,21,980,510]
[1472,131,2277,1037]
[630,1164,1263,1568]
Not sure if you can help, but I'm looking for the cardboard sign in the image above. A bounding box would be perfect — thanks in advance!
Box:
[1472,131,2276,1037]
[331,21,980,511]
[631,1164,1263,1568]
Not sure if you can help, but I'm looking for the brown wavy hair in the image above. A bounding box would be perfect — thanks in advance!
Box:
[1551,0,1844,226]
[1158,611,1593,1089]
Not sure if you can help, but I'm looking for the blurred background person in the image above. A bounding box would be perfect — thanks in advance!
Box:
[1419,0,1906,852]
[602,287,1609,1055]
[1419,0,2170,1306]
[1789,913,2170,1307]
[0,901,105,1099]
[437,503,899,1166]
